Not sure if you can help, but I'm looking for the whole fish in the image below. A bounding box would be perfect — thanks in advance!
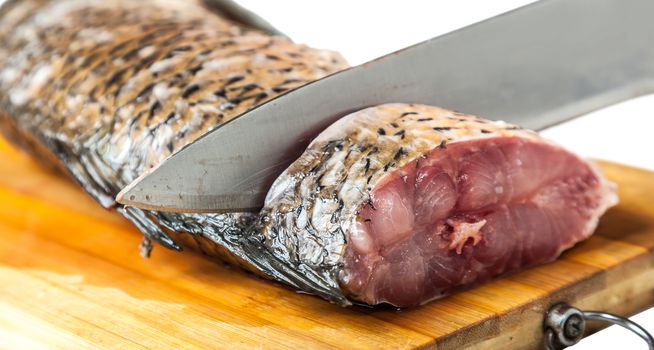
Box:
[0,0,617,307]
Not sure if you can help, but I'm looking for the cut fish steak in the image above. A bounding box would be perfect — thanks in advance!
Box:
[259,103,617,306]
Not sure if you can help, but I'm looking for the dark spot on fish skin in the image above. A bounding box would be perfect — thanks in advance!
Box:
[225,76,245,85]
[199,49,212,56]
[377,128,386,136]
[122,47,141,61]
[188,65,203,75]
[394,148,407,161]
[364,158,371,173]
[173,45,192,52]
[480,129,491,134]
[128,111,145,128]
[433,127,453,131]
[287,52,301,59]
[80,52,100,68]
[148,102,161,119]
[507,126,522,130]
[182,84,200,98]
[162,112,175,124]
[390,122,399,128]
[109,41,130,55]
[309,161,324,175]
[254,92,269,103]
[272,87,289,93]
[220,40,236,47]
[417,118,433,122]
[401,112,418,117]
[367,199,377,211]
[384,162,394,172]
[439,140,447,149]
[329,199,345,223]
[295,206,303,215]
[315,173,325,192]
[88,86,99,100]
[164,112,176,124]
[241,83,260,93]
[265,54,280,60]
[137,83,155,101]
[106,68,127,87]
[282,79,301,85]
[276,67,293,73]
[173,73,184,82]
[367,175,373,184]
[167,142,174,153]
[394,130,405,138]
[214,89,227,99]
[344,149,354,162]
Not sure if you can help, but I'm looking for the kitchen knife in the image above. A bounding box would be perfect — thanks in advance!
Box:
[117,0,654,212]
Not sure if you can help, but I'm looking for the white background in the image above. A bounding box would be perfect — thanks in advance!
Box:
[237,0,654,348]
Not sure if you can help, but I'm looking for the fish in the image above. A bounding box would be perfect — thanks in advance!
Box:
[257,104,618,306]
[0,0,617,307]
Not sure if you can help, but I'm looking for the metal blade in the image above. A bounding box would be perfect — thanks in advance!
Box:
[117,0,654,212]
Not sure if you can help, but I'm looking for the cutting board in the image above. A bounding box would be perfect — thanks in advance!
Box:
[1,135,654,350]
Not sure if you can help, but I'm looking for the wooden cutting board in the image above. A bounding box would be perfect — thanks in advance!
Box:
[1,135,653,350]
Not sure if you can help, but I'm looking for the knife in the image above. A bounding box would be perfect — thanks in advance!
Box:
[117,0,654,213]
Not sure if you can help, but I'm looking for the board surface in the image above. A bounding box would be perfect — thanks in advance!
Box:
[1,135,654,350]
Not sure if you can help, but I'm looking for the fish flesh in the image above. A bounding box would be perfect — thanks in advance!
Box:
[259,104,617,306]
[0,0,617,307]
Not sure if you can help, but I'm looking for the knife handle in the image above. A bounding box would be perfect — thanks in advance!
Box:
[544,302,654,349]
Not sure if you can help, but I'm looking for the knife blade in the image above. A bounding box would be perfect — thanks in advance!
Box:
[117,0,654,213]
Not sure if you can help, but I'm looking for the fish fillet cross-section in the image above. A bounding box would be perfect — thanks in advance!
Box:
[259,104,617,306]
[0,0,617,306]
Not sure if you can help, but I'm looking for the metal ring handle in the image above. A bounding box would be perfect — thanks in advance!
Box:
[544,303,654,349]
[583,311,654,349]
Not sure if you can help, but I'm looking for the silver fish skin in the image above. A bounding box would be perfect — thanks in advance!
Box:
[0,0,350,302]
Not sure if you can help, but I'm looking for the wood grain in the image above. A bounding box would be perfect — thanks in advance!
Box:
[1,135,653,349]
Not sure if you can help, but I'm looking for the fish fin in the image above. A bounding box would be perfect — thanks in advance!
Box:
[154,211,351,305]
[118,206,182,254]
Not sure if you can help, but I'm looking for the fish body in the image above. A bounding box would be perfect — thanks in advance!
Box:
[0,0,616,307]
